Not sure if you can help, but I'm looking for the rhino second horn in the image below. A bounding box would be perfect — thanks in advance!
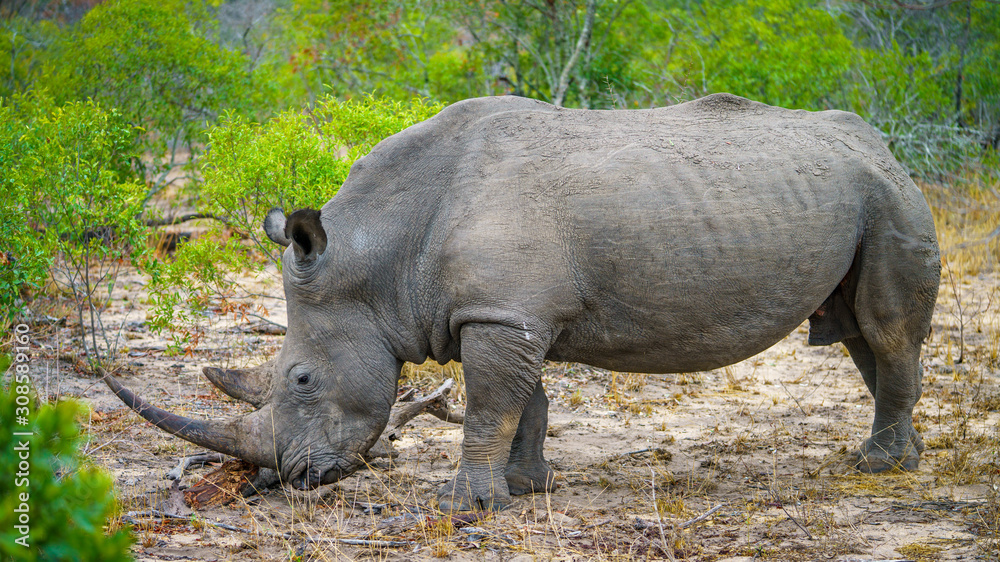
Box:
[102,370,278,470]
[202,361,274,408]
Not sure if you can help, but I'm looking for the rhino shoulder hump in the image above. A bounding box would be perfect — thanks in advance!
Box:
[675,93,770,115]
[429,96,557,132]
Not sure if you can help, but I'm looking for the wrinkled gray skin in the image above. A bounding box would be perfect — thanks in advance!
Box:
[106,94,940,511]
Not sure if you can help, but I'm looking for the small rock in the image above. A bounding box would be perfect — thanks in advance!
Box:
[459,526,487,541]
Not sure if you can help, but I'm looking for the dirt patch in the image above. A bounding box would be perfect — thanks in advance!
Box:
[10,255,1000,561]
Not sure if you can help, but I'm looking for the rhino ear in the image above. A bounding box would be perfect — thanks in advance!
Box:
[264,208,290,247]
[285,208,327,261]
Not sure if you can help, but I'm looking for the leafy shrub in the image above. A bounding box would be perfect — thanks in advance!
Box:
[267,0,475,104]
[0,102,50,329]
[200,94,444,264]
[850,41,976,179]
[0,11,58,99]
[0,377,133,561]
[665,0,857,110]
[46,0,263,193]
[1,93,148,365]
[455,0,647,108]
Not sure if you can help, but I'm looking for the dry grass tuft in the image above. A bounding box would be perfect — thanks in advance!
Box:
[897,541,944,562]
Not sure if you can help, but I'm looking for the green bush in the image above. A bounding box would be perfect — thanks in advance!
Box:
[850,41,973,179]
[1,93,148,363]
[665,0,857,110]
[0,13,58,99]
[0,101,50,329]
[200,94,444,264]
[268,0,477,104]
[45,0,263,192]
[0,375,133,561]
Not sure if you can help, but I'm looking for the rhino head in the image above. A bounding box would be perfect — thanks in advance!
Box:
[104,208,401,489]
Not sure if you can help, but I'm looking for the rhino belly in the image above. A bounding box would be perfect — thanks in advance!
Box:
[547,261,847,374]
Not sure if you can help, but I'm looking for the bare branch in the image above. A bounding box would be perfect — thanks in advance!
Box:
[553,0,596,108]
[144,212,227,228]
[367,378,464,459]
[166,452,226,480]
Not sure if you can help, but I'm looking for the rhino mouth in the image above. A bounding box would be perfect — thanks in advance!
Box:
[287,457,357,490]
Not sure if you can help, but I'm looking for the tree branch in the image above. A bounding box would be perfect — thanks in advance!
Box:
[553,0,597,108]
[144,212,227,228]
[367,378,464,459]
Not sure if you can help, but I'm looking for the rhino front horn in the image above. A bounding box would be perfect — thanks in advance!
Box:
[203,360,274,408]
[102,370,278,470]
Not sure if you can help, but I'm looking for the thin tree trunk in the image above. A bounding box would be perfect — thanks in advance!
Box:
[553,0,596,108]
[954,0,971,128]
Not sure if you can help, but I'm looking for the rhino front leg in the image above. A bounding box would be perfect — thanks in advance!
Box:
[505,379,558,495]
[438,322,548,512]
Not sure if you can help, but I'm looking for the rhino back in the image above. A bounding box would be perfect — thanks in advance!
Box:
[325,95,926,373]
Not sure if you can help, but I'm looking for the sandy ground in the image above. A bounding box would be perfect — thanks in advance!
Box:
[13,260,1000,561]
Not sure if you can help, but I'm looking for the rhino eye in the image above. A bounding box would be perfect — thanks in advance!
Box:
[297,374,310,385]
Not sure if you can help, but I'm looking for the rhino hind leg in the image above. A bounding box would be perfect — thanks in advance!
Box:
[505,379,558,496]
[843,335,925,472]
[844,209,938,473]
[851,343,927,473]
[843,336,878,397]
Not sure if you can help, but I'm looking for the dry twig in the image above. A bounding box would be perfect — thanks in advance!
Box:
[166,452,225,481]
[369,378,464,458]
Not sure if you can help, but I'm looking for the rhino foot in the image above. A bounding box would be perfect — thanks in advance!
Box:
[851,429,923,473]
[853,453,919,473]
[437,469,511,512]
[505,462,558,496]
